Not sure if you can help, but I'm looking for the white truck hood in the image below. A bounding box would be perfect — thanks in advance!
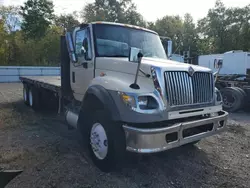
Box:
[96,57,212,76]
[141,57,211,72]
[94,57,212,94]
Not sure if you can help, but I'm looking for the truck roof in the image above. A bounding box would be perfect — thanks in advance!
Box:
[88,21,158,35]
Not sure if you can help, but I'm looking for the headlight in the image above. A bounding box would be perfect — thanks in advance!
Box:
[119,92,159,113]
[138,96,148,107]
[151,67,163,98]
[138,96,159,110]
[150,66,167,110]
[119,92,136,109]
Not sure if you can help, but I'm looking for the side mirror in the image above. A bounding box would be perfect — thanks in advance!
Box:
[214,59,223,69]
[65,32,77,63]
[213,59,223,83]
[160,36,172,59]
[129,47,142,62]
[218,59,223,68]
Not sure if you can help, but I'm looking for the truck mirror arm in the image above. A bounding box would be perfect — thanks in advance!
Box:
[130,52,144,89]
[139,68,150,78]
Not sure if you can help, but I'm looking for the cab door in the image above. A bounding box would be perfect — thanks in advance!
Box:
[71,26,94,101]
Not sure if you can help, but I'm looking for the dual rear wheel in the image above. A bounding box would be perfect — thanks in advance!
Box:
[22,84,41,110]
[23,85,29,105]
[23,83,58,111]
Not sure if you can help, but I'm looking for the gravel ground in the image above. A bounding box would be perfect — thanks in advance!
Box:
[0,83,250,188]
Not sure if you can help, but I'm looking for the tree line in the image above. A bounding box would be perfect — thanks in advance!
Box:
[0,0,249,66]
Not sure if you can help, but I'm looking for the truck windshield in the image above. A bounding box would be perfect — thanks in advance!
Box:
[93,24,167,59]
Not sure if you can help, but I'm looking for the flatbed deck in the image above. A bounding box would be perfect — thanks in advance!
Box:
[20,76,61,93]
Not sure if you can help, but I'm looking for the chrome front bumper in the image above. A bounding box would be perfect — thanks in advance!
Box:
[123,111,228,153]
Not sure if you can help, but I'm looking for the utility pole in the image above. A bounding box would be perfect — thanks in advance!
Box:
[183,46,192,64]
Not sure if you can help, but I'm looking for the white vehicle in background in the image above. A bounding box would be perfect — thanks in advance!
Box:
[199,51,250,112]
[198,50,250,75]
[20,22,228,171]
[171,54,184,63]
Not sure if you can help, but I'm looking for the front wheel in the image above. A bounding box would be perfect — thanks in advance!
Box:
[86,110,126,172]
[90,122,109,160]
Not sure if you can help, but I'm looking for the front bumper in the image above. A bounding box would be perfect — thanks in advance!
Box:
[123,111,228,153]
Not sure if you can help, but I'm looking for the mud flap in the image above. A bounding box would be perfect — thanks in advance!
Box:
[0,170,23,187]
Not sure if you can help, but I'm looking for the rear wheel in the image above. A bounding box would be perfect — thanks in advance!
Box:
[23,84,29,105]
[85,110,126,172]
[28,87,40,110]
[28,89,33,107]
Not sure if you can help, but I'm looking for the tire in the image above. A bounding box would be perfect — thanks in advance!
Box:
[28,86,40,110]
[23,84,29,105]
[243,88,250,111]
[233,87,247,108]
[220,87,244,112]
[234,87,247,97]
[84,110,126,172]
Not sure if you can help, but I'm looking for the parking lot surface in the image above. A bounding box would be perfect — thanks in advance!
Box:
[0,83,250,188]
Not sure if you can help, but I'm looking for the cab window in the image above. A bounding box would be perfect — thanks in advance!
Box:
[75,28,92,60]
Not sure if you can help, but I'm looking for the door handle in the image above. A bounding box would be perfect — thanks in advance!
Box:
[83,62,88,69]
[72,72,75,83]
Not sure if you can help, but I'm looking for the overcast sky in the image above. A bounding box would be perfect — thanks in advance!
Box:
[1,0,250,22]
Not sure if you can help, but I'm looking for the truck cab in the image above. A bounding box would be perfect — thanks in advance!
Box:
[58,22,229,171]
[68,22,168,101]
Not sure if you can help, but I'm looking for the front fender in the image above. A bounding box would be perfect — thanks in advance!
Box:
[80,85,121,121]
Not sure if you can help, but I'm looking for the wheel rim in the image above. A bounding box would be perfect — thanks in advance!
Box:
[29,90,33,106]
[90,123,108,160]
[23,88,27,102]
[222,93,236,108]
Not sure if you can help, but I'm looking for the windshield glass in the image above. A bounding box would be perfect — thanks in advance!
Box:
[93,24,167,59]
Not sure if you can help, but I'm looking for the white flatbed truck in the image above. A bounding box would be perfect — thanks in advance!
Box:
[20,22,228,171]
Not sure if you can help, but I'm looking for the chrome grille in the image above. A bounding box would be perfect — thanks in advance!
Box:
[165,71,213,106]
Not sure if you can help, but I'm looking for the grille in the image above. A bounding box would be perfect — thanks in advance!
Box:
[165,71,214,106]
